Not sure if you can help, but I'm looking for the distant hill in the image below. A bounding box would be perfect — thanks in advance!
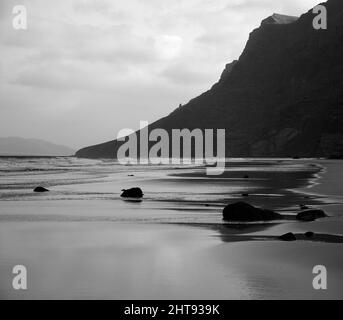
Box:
[0,137,75,156]
[76,0,343,159]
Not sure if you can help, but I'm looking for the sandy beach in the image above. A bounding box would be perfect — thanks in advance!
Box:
[0,158,342,299]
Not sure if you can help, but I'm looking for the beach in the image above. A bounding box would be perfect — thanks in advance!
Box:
[0,157,342,299]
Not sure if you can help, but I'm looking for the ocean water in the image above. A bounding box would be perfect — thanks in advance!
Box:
[0,156,324,223]
[0,156,320,195]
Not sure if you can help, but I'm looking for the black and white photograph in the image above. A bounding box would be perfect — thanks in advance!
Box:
[0,0,343,305]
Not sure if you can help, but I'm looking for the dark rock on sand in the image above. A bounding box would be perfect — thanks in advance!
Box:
[219,232,343,244]
[33,186,49,192]
[241,193,249,197]
[121,187,143,198]
[296,209,327,221]
[244,175,249,179]
[279,232,297,241]
[305,231,315,238]
[299,204,310,210]
[223,202,283,222]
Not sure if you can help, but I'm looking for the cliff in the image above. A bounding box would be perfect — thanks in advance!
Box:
[76,0,343,159]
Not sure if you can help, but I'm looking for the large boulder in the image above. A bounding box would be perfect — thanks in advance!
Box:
[296,209,327,221]
[222,202,283,222]
[33,186,49,192]
[121,187,144,198]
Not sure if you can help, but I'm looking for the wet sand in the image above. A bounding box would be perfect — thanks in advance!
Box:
[0,159,342,299]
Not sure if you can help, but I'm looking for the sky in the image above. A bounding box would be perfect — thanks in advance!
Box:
[0,0,321,149]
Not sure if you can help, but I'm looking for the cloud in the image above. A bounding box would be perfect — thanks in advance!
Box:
[0,0,321,148]
[154,35,183,60]
[160,63,213,85]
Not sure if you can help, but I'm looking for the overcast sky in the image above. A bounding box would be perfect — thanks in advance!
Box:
[0,0,320,149]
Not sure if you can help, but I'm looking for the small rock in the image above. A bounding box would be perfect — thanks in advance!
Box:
[297,209,327,221]
[121,187,143,198]
[279,232,297,241]
[305,231,315,238]
[241,193,249,197]
[244,175,249,179]
[299,204,310,210]
[33,186,49,192]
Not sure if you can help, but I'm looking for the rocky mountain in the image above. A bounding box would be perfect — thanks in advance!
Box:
[0,137,75,156]
[76,0,343,159]
[261,13,298,25]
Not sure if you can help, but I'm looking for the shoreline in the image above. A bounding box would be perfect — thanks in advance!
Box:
[167,159,343,238]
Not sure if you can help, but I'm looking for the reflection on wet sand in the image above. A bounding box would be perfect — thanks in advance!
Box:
[171,221,343,243]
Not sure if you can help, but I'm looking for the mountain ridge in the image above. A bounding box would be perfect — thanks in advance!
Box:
[0,137,75,156]
[76,0,343,159]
